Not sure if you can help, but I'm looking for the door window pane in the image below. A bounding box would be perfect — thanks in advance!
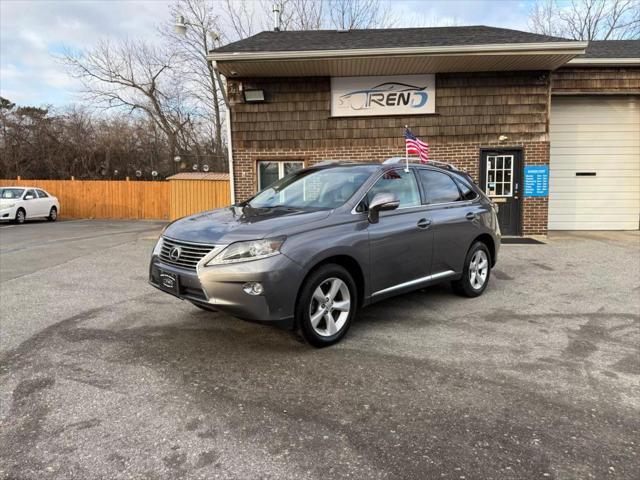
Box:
[418,170,461,204]
[485,154,514,198]
[367,169,420,208]
[36,189,49,198]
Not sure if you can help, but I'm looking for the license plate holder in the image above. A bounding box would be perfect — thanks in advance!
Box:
[158,270,179,296]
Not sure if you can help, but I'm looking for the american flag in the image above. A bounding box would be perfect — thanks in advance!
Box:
[404,128,429,164]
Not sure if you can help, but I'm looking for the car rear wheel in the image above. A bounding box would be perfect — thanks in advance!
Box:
[451,241,491,297]
[15,208,25,225]
[296,264,356,348]
[47,207,57,221]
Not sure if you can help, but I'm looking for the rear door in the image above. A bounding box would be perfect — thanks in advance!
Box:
[416,168,482,275]
[36,189,52,216]
[366,169,434,298]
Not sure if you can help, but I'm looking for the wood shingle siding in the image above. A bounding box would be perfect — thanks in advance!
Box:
[230,71,551,150]
[551,67,640,94]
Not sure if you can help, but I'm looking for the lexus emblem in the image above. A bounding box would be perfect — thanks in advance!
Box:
[169,246,181,261]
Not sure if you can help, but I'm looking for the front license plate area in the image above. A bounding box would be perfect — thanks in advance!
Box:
[158,270,179,296]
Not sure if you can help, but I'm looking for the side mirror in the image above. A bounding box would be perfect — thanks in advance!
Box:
[24,194,34,200]
[367,192,399,224]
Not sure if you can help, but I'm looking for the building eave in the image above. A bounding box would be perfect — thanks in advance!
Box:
[208,41,588,78]
[209,41,588,62]
[567,57,640,66]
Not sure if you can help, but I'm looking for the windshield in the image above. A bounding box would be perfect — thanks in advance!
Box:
[0,188,25,199]
[248,166,374,210]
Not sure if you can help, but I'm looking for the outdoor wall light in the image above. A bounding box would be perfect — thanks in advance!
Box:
[498,135,509,142]
[244,89,266,103]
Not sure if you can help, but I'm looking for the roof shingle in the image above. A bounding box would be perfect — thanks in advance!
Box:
[213,25,574,54]
[580,40,640,58]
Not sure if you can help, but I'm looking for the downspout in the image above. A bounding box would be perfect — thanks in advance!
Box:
[211,60,235,205]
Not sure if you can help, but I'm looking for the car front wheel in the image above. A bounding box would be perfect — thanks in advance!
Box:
[452,241,491,297]
[15,208,25,225]
[296,264,356,347]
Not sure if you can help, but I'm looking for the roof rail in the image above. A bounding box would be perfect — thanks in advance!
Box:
[383,156,458,171]
[313,160,344,167]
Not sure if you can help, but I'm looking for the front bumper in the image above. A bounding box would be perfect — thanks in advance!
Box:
[0,206,17,221]
[149,253,304,325]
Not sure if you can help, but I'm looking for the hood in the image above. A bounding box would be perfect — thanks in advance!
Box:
[0,198,19,205]
[164,205,332,244]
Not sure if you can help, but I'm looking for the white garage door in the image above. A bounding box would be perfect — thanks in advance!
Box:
[549,96,640,230]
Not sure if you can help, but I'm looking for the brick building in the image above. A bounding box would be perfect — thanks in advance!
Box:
[208,27,640,235]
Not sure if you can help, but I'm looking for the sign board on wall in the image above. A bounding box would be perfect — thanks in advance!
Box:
[524,165,549,197]
[331,75,436,117]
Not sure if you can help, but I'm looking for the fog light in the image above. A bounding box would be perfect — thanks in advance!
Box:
[243,282,264,295]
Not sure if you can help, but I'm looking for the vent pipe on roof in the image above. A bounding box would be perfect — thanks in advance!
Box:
[273,3,282,31]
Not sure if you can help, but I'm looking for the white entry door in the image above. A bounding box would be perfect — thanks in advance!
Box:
[549,96,640,230]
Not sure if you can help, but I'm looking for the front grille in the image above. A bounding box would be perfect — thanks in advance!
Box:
[159,236,218,270]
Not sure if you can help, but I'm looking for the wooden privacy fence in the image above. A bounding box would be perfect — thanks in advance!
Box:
[0,175,230,220]
[167,172,231,220]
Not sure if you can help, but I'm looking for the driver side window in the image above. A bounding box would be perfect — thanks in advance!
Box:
[24,189,36,199]
[366,169,421,209]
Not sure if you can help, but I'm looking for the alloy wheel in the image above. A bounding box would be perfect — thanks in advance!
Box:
[469,250,489,290]
[308,277,351,337]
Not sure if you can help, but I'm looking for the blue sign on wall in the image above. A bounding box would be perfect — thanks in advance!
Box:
[524,165,549,197]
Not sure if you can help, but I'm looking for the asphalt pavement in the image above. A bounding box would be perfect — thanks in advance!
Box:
[0,220,638,479]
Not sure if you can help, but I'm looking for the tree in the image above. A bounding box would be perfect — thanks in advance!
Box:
[163,0,227,172]
[220,0,397,40]
[327,0,396,30]
[61,39,192,167]
[529,0,640,40]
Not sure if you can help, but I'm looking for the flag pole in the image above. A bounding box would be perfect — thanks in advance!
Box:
[404,125,409,172]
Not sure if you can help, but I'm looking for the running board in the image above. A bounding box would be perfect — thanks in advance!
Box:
[371,270,456,297]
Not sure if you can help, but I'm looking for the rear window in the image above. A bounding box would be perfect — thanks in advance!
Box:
[454,178,478,201]
[36,189,49,198]
[417,170,461,204]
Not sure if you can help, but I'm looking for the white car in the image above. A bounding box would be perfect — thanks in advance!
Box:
[0,187,60,224]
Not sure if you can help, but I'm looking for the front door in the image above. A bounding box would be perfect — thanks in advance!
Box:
[366,169,433,297]
[480,149,522,236]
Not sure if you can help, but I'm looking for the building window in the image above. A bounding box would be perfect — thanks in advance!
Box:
[257,161,304,190]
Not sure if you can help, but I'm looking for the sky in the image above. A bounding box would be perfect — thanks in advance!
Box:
[0,0,536,108]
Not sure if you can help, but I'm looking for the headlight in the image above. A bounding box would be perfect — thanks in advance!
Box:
[1,203,15,209]
[152,236,163,256]
[207,237,285,265]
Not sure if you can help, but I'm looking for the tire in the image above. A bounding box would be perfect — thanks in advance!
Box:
[190,301,217,312]
[451,241,491,298]
[47,207,57,221]
[14,208,25,225]
[296,264,357,348]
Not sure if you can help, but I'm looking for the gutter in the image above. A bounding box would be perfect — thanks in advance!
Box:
[208,41,588,62]
[210,60,235,204]
[567,58,640,66]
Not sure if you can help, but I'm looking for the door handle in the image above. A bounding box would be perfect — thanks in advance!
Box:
[465,212,477,221]
[417,218,432,229]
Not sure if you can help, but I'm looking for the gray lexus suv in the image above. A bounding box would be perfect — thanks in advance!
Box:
[150,159,501,347]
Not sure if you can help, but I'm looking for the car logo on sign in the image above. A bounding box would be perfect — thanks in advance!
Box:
[169,246,181,261]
